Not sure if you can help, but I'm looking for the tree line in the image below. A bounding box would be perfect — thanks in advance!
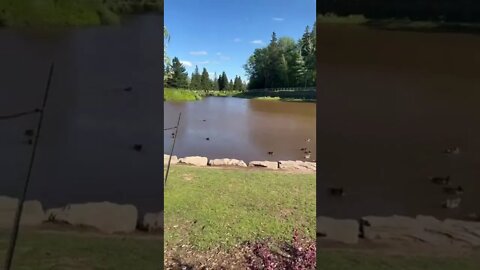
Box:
[243,22,316,90]
[317,0,480,22]
[165,57,246,91]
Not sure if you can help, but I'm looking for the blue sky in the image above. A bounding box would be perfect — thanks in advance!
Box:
[165,0,316,82]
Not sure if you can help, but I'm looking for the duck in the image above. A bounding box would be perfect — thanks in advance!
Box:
[27,139,33,145]
[123,86,133,92]
[133,144,143,152]
[443,185,464,195]
[443,197,461,209]
[304,154,311,159]
[305,138,311,143]
[202,119,207,122]
[444,146,460,155]
[24,129,34,137]
[430,176,450,185]
[329,187,345,197]
[300,147,307,151]
[206,137,210,141]
[171,132,175,138]
[268,151,274,155]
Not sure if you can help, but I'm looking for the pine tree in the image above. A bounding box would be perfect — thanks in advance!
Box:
[200,68,210,90]
[166,57,189,89]
[228,79,234,91]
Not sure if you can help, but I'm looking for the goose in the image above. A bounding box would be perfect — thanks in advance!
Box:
[329,187,345,197]
[430,176,450,185]
[443,186,464,195]
[443,197,461,209]
[444,146,460,155]
[133,144,143,152]
[24,129,34,136]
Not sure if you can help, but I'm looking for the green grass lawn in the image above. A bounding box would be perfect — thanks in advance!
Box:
[164,88,202,102]
[164,165,316,250]
[0,229,162,270]
[0,0,162,27]
[317,249,480,270]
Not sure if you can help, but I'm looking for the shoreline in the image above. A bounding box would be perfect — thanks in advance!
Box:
[317,14,480,34]
[164,154,317,172]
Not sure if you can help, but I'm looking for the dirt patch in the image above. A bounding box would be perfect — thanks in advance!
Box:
[182,174,195,181]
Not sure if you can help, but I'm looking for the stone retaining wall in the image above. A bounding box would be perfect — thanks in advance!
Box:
[164,154,316,172]
[0,196,162,234]
[317,215,480,247]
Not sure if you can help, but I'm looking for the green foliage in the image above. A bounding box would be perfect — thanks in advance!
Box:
[200,67,210,90]
[244,22,316,90]
[0,0,162,27]
[166,57,189,89]
[164,88,201,102]
[189,65,202,90]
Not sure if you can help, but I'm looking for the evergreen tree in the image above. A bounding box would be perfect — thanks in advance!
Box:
[166,57,189,89]
[200,68,210,90]
[219,72,229,90]
[228,79,234,91]
[189,65,201,90]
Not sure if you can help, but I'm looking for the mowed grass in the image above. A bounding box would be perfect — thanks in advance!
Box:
[317,250,480,270]
[164,165,316,250]
[0,229,162,270]
[164,88,201,102]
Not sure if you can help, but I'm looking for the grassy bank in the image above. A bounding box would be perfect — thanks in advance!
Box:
[0,228,162,269]
[164,165,316,250]
[0,0,162,27]
[317,249,480,270]
[317,13,480,32]
[164,88,201,102]
[235,89,316,102]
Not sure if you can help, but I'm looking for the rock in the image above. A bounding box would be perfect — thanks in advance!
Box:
[362,215,480,246]
[278,160,316,171]
[208,158,247,167]
[362,215,428,242]
[46,202,138,233]
[0,196,45,228]
[164,154,178,165]
[442,219,480,246]
[143,212,163,232]
[248,161,278,170]
[178,156,208,166]
[317,216,359,244]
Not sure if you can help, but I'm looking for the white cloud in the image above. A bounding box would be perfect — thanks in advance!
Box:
[272,17,285,21]
[250,40,264,45]
[180,60,192,67]
[233,38,241,42]
[189,51,208,56]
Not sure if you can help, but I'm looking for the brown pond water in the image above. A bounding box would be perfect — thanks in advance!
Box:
[0,14,164,214]
[164,97,317,163]
[317,24,480,220]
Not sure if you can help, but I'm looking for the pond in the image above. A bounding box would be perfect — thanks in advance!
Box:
[0,14,164,213]
[317,24,480,220]
[164,97,317,163]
